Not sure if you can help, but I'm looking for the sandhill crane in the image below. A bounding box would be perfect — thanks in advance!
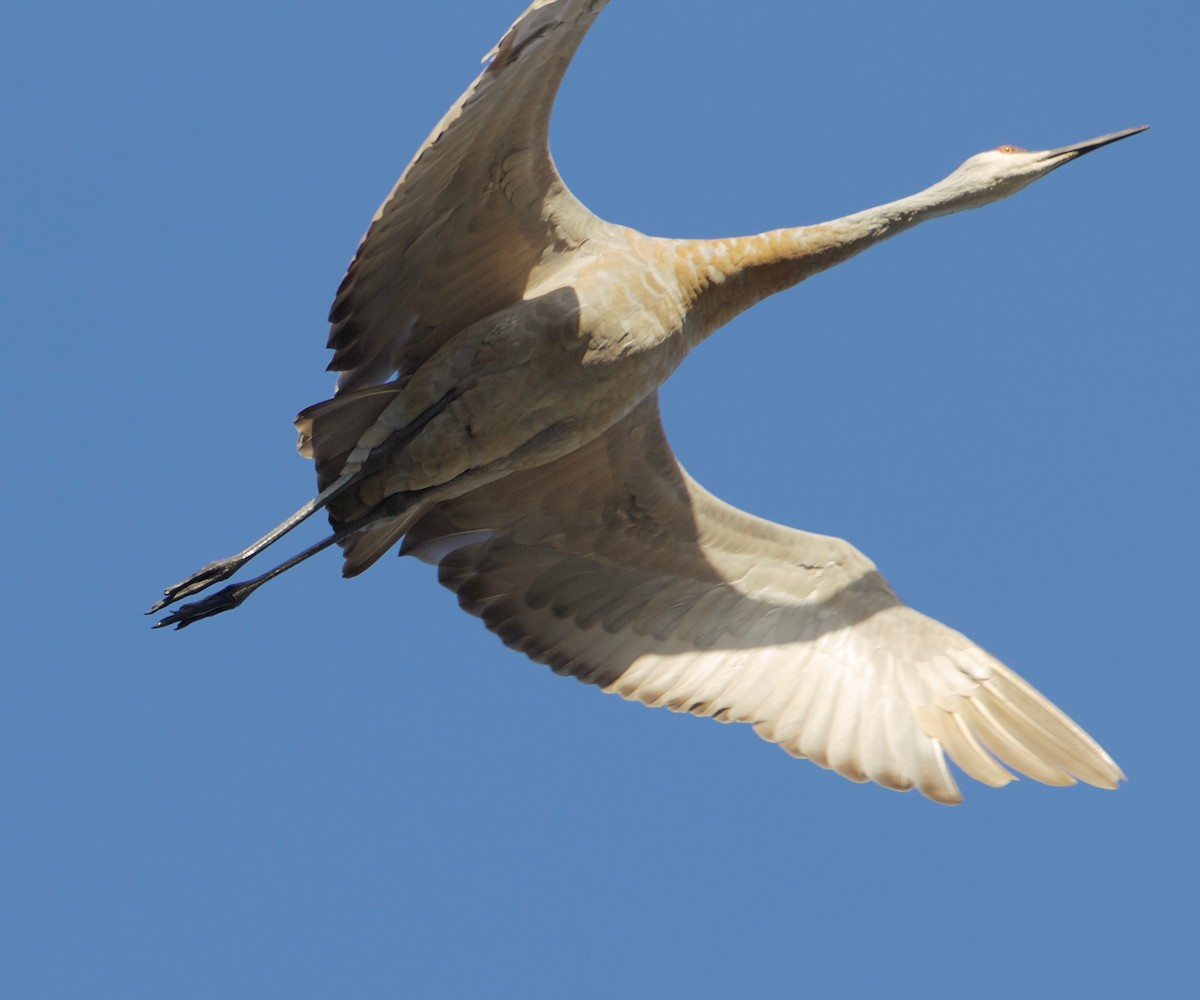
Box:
[151,0,1145,803]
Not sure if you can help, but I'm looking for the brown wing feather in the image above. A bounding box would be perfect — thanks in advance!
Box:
[401,395,1124,803]
[326,0,611,392]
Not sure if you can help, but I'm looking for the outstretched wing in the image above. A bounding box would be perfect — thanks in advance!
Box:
[327,0,611,391]
[402,395,1123,804]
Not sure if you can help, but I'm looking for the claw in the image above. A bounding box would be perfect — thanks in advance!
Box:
[149,557,244,614]
[152,580,258,629]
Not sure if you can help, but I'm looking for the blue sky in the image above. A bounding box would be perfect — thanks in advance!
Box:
[3,1,1196,996]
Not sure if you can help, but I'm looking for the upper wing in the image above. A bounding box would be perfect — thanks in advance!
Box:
[402,395,1124,804]
[327,0,611,392]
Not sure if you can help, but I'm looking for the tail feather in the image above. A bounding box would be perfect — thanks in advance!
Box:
[295,381,408,491]
[339,504,430,578]
[296,380,424,575]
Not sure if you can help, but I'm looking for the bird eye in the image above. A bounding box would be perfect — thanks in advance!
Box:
[995,144,1027,154]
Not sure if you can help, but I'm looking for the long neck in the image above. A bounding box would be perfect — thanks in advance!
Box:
[677,173,984,339]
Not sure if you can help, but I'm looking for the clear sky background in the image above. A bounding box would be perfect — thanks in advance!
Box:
[3,1,1196,997]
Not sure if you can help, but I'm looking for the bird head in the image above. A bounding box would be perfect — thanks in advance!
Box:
[938,125,1149,209]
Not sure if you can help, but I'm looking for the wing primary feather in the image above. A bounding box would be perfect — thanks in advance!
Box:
[916,705,1016,788]
[955,697,1075,787]
[977,677,1122,788]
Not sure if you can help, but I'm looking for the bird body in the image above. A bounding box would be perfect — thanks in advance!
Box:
[153,0,1145,804]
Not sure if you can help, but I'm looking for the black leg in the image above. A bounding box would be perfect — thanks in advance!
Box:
[152,531,344,629]
[149,474,355,613]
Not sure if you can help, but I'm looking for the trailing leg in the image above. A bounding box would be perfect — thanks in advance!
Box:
[152,531,345,629]
[150,381,456,615]
[151,489,430,628]
[148,473,357,614]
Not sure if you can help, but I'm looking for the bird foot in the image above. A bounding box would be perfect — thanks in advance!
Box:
[149,557,245,614]
[151,579,258,630]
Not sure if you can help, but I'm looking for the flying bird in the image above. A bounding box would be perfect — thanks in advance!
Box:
[152,0,1145,803]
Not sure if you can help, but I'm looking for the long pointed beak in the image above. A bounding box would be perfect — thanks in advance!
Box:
[1039,125,1150,165]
